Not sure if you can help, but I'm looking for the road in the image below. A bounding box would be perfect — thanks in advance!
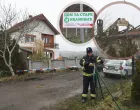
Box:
[0,71,123,110]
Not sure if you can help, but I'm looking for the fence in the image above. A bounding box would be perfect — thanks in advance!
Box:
[28,57,81,70]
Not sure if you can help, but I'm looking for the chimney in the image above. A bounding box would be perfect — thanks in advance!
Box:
[29,15,33,18]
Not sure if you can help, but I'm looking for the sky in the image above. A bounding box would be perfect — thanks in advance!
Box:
[1,0,140,51]
[97,3,140,30]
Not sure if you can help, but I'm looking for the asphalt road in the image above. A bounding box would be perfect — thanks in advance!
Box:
[0,71,124,110]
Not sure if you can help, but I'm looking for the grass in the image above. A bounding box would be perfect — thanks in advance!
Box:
[118,82,140,110]
[50,95,96,110]
[0,69,75,83]
[50,81,140,110]
[0,71,48,83]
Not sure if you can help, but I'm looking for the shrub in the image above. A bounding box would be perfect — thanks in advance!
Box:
[0,71,11,77]
[0,40,23,76]
[131,59,140,105]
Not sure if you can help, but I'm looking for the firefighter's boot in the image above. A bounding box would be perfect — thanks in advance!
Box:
[90,94,96,100]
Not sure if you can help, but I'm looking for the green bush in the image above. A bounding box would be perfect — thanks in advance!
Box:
[0,71,11,77]
[131,60,140,105]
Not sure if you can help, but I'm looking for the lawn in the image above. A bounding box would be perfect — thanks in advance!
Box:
[50,81,140,110]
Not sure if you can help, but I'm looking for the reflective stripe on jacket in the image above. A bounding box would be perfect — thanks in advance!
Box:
[79,55,102,74]
[82,72,93,77]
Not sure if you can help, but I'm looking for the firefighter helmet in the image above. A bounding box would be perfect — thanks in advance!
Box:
[86,47,92,53]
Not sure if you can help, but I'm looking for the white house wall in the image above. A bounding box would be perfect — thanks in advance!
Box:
[54,49,59,59]
[35,20,55,35]
[11,20,56,47]
[46,48,59,59]
[28,20,55,36]
[11,19,59,59]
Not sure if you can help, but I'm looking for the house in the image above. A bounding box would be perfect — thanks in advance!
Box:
[11,14,60,59]
[97,18,134,36]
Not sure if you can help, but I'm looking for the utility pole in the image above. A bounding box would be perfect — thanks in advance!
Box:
[76,28,77,36]
[80,4,84,43]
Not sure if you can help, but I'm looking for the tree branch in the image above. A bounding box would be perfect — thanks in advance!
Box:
[3,54,9,66]
[10,31,23,53]
[10,19,39,53]
[0,50,3,54]
[0,49,4,58]
[0,48,4,58]
[7,45,10,53]
[0,54,3,58]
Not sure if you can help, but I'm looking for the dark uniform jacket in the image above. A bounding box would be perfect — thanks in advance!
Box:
[80,55,103,74]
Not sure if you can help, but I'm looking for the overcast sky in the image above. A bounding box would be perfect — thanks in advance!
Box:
[1,0,140,51]
[97,3,140,30]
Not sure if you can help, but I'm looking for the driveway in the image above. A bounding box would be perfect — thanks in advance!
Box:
[0,71,123,110]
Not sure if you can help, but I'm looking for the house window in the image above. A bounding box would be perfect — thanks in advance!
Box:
[24,35,35,43]
[31,37,34,42]
[42,37,50,44]
[50,53,53,58]
[25,37,30,43]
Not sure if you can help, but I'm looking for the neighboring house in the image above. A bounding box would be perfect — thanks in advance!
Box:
[97,18,134,36]
[11,14,60,59]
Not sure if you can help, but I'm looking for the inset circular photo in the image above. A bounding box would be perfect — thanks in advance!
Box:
[59,3,97,44]
[94,1,140,58]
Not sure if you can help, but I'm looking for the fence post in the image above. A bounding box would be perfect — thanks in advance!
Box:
[27,58,32,72]
[64,57,67,69]
[48,58,51,69]
[75,57,77,66]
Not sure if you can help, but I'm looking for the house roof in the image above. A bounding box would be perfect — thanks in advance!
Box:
[11,14,59,35]
[105,18,121,32]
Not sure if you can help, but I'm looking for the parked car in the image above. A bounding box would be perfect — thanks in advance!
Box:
[104,59,111,64]
[103,59,133,78]
[96,58,106,72]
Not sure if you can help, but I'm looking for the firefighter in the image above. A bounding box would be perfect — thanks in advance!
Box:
[79,47,103,103]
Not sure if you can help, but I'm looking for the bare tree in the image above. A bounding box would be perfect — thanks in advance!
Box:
[32,40,45,60]
[0,4,39,76]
